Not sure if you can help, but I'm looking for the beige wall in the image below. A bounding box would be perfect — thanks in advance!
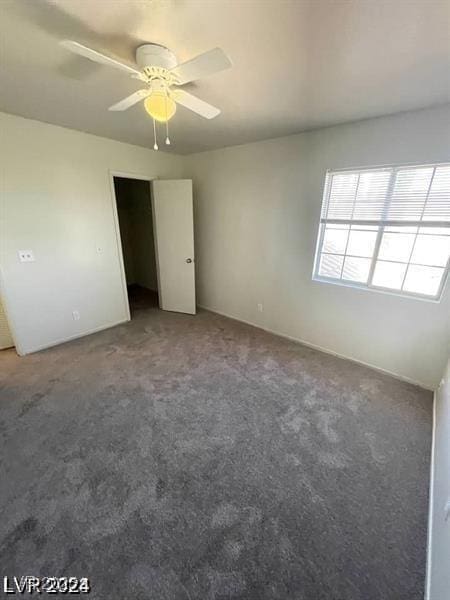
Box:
[427,359,450,599]
[185,104,450,389]
[0,112,183,354]
[1,107,449,387]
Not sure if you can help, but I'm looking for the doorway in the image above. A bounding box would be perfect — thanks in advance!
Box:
[113,176,158,317]
[0,294,15,351]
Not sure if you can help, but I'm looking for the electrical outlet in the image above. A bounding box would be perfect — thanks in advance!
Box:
[18,250,35,262]
[72,310,80,321]
[257,303,263,313]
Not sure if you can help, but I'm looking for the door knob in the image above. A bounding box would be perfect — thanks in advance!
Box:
[186,258,193,263]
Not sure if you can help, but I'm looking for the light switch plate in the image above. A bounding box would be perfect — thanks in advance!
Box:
[18,250,35,262]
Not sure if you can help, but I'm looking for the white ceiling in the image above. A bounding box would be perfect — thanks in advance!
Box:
[1,0,449,154]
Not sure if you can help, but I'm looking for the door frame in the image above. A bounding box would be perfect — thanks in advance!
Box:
[0,266,21,354]
[108,170,155,321]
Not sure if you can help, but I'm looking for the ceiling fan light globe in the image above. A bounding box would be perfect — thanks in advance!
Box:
[144,92,176,123]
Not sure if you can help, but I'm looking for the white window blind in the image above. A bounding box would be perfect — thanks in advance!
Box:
[313,163,450,299]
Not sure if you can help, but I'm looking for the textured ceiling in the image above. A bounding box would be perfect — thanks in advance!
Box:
[0,0,449,154]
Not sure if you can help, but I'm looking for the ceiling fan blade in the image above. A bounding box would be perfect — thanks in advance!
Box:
[60,40,142,77]
[108,89,151,111]
[170,48,232,85]
[171,90,220,119]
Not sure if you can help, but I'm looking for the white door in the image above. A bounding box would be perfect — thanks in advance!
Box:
[151,179,196,314]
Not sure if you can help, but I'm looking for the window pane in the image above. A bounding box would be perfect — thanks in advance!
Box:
[372,261,407,290]
[388,167,434,220]
[322,225,349,254]
[411,234,450,267]
[403,265,444,296]
[351,224,379,231]
[326,173,358,219]
[352,170,390,220]
[378,232,415,262]
[318,254,343,279]
[419,227,450,236]
[347,230,377,257]
[342,257,371,283]
[384,226,418,234]
[423,165,450,222]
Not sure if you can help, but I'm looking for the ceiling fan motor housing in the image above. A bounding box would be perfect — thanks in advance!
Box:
[136,44,177,70]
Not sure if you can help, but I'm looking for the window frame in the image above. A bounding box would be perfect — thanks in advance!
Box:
[312,161,450,302]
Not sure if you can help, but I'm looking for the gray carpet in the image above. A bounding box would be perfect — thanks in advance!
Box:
[0,287,432,599]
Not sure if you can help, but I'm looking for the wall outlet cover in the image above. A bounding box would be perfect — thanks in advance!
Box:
[18,250,35,262]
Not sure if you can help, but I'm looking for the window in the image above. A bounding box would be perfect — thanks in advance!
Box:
[313,163,450,300]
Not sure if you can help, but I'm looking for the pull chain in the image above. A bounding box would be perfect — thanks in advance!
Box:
[165,91,171,145]
[165,120,170,146]
[153,117,158,151]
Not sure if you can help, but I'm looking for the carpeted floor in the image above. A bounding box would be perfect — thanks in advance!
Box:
[0,287,432,599]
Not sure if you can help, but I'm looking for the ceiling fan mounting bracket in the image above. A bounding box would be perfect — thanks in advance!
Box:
[135,44,177,71]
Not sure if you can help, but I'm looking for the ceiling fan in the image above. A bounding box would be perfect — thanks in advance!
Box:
[60,41,232,149]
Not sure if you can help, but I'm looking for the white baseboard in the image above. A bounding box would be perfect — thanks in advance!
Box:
[425,390,437,600]
[18,318,129,356]
[197,303,433,391]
